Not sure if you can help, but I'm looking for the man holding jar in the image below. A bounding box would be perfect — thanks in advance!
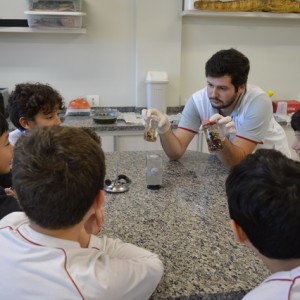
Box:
[143,48,290,168]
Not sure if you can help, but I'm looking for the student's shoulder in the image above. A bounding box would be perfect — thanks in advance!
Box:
[0,211,27,227]
[8,129,25,145]
[243,277,292,300]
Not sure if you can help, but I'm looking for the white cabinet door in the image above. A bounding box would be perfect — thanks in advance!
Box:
[97,130,203,152]
[96,133,115,153]
[117,134,163,151]
[117,131,201,152]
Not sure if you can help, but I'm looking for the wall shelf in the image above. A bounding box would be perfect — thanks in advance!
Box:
[0,27,87,33]
[181,10,300,19]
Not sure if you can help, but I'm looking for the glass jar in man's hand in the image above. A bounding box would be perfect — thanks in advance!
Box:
[202,120,223,152]
[144,115,159,142]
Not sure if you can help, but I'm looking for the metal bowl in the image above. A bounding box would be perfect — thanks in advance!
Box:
[93,108,118,124]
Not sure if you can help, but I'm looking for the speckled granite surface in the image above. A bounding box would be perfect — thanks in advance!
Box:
[8,112,287,133]
[100,150,270,300]
[62,115,146,131]
[8,115,167,132]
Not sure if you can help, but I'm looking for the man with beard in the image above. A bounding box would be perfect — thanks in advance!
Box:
[142,48,290,168]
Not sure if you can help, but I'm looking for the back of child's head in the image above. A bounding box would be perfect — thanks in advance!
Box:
[12,125,106,229]
[81,127,102,146]
[226,149,300,259]
[8,82,64,130]
[0,112,8,136]
[291,109,300,132]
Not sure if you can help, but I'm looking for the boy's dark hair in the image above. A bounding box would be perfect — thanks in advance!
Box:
[81,127,102,146]
[205,48,250,91]
[8,82,64,130]
[226,149,300,259]
[12,126,106,229]
[291,109,300,132]
[0,112,8,136]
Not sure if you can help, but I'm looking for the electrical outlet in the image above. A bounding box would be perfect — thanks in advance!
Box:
[87,95,100,107]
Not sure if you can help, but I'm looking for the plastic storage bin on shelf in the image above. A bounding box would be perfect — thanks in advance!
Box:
[27,0,82,12]
[24,11,86,28]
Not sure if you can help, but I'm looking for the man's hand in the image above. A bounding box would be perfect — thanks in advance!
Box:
[209,113,236,140]
[142,108,171,134]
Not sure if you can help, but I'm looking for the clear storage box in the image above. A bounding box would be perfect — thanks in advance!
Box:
[27,0,82,12]
[24,11,85,28]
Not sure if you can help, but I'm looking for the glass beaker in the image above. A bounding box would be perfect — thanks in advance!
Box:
[145,154,162,189]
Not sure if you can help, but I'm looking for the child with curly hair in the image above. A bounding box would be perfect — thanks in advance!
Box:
[8,82,64,145]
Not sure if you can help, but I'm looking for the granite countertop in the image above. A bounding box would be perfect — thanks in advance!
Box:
[8,111,288,133]
[100,150,269,300]
[62,115,146,131]
[61,106,181,132]
[8,115,178,132]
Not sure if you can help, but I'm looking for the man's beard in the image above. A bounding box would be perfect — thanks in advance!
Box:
[210,92,239,110]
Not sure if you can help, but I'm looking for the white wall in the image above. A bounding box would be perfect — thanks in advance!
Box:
[181,15,300,104]
[1,1,300,107]
[135,0,182,108]
[0,0,137,107]
[0,0,182,107]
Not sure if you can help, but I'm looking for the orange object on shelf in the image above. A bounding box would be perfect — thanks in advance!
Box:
[65,98,91,116]
[68,98,90,109]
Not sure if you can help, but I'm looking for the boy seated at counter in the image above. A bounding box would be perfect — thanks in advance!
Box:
[0,126,163,299]
[226,149,300,299]
[8,82,63,145]
[291,109,300,159]
[0,112,21,219]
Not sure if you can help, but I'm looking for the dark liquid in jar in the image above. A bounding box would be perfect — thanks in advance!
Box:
[203,123,223,152]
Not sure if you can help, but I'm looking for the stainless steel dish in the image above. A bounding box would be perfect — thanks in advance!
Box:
[93,108,118,124]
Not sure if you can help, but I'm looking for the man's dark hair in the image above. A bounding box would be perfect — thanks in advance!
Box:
[291,109,300,132]
[0,112,8,136]
[226,149,300,259]
[205,48,250,91]
[12,126,106,229]
[8,82,64,130]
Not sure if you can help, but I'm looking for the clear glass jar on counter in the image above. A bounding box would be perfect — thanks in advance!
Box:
[145,154,162,189]
[202,120,223,152]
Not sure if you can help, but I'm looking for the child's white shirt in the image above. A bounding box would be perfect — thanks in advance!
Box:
[8,128,25,146]
[0,212,163,300]
[243,265,300,299]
